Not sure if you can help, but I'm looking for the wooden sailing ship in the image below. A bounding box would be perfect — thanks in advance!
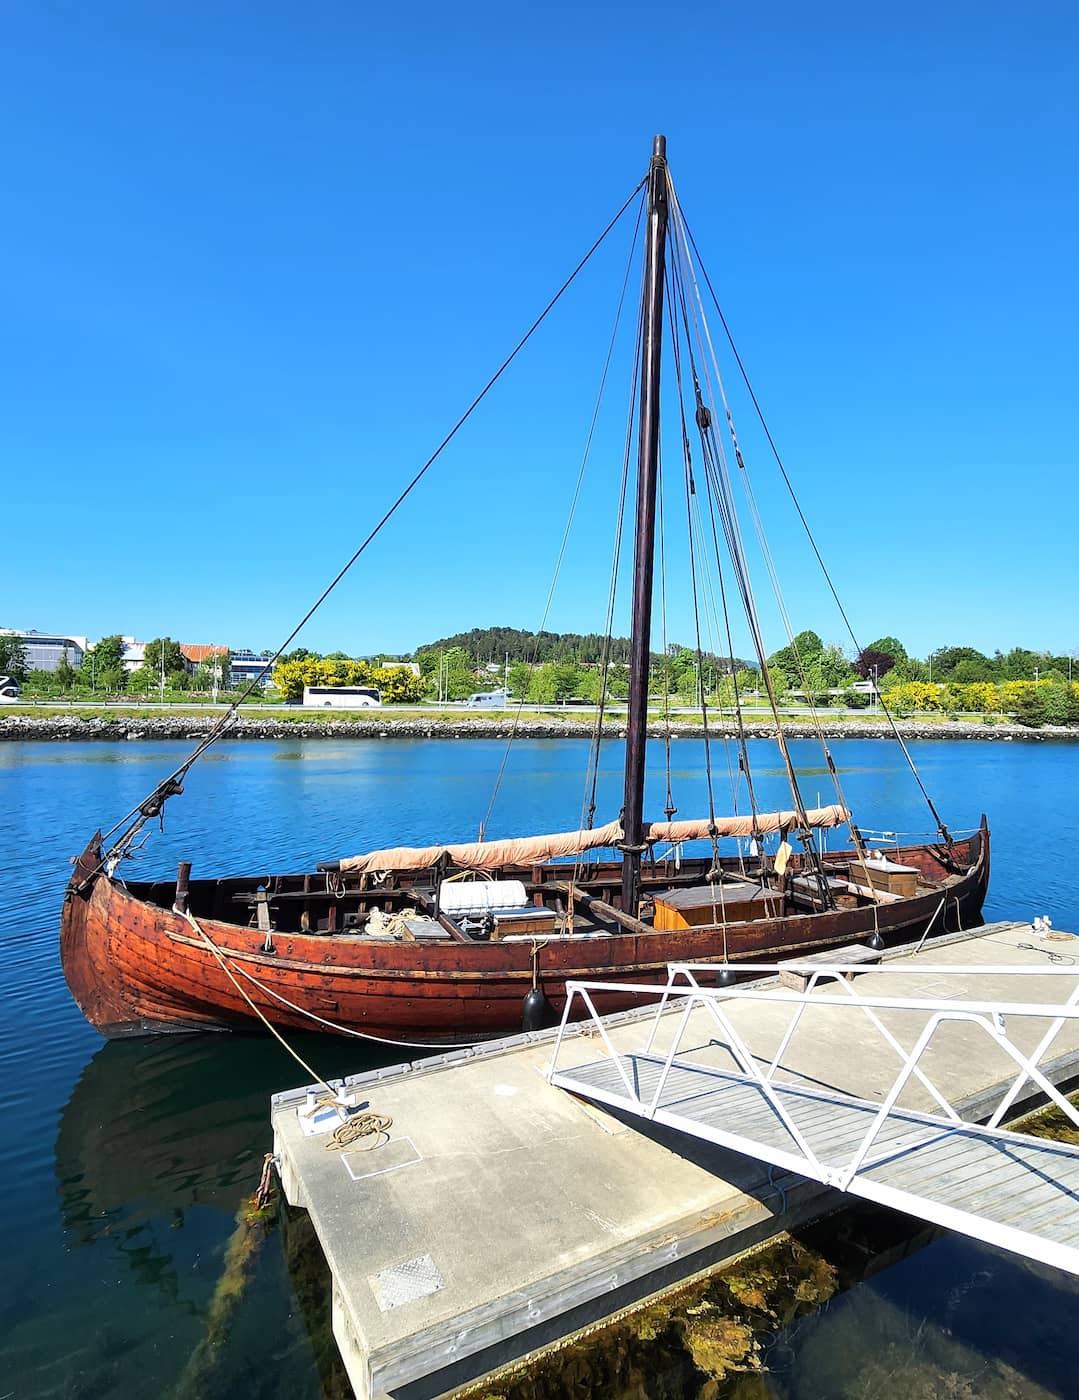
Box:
[61,136,990,1043]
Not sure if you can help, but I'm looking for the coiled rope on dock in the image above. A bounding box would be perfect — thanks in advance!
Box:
[324,1111,393,1152]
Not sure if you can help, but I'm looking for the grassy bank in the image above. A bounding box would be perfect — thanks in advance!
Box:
[0,703,1019,728]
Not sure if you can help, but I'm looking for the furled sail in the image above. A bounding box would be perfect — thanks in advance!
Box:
[337,805,849,874]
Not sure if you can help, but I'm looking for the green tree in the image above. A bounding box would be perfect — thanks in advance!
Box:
[0,631,28,683]
[767,631,823,684]
[864,636,908,667]
[442,647,478,701]
[89,635,126,678]
[607,662,630,700]
[816,643,855,688]
[54,647,77,693]
[883,657,927,686]
[24,668,54,696]
[144,638,185,676]
[766,666,790,702]
[998,647,1039,681]
[527,662,581,704]
[1014,688,1047,727]
[197,650,231,694]
[1041,684,1069,726]
[949,658,988,683]
[507,661,531,698]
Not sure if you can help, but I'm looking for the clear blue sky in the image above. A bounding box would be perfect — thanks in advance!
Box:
[2,1,1076,663]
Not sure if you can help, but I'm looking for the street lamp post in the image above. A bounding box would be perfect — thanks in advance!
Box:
[872,664,879,714]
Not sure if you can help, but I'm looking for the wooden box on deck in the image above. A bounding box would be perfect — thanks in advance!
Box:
[652,881,777,931]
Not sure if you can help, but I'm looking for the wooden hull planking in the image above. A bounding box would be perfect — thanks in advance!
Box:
[60,823,989,1042]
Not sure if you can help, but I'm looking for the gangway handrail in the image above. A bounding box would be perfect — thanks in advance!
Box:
[660,959,1079,1129]
[547,953,1079,1276]
[547,957,1079,1193]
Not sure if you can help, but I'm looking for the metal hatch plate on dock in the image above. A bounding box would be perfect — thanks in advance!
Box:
[270,923,1079,1400]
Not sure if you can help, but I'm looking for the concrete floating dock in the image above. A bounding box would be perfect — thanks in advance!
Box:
[270,922,1079,1400]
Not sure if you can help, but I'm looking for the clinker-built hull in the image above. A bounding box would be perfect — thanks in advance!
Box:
[61,822,989,1041]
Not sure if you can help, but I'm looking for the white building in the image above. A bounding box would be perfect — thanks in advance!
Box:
[120,638,147,673]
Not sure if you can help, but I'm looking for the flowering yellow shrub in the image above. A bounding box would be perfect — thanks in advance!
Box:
[271,658,426,703]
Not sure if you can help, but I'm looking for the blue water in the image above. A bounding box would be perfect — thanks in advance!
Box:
[2,736,1078,1397]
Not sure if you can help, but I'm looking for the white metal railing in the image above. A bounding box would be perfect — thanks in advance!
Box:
[547,959,1079,1194]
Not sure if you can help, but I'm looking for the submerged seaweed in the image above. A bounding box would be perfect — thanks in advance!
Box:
[454,1234,838,1400]
[170,1194,277,1400]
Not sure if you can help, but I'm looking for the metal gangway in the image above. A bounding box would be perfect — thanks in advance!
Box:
[547,957,1079,1276]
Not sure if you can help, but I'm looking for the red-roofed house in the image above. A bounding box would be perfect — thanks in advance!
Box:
[180,644,230,678]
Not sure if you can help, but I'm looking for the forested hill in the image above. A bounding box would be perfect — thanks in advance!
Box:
[415,627,629,665]
[414,626,745,668]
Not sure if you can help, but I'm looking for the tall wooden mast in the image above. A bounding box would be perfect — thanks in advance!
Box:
[621,134,669,915]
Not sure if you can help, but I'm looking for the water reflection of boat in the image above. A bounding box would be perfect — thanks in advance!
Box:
[55,1036,384,1237]
[57,1039,277,1239]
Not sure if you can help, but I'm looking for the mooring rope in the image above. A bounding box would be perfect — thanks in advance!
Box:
[181,908,490,1052]
[181,909,342,1096]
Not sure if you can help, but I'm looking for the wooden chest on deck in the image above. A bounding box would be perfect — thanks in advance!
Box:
[491,908,560,940]
[850,858,919,898]
[652,881,778,931]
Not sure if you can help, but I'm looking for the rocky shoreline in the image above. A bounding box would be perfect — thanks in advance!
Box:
[3,713,1076,742]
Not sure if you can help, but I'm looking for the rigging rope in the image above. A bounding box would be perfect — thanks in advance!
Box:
[480,187,646,840]
[657,439,676,820]
[666,175,853,904]
[86,175,650,879]
[675,200,952,845]
[665,186,819,851]
[664,265,719,863]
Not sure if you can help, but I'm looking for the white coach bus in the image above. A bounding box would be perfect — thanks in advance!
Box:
[301,685,382,708]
